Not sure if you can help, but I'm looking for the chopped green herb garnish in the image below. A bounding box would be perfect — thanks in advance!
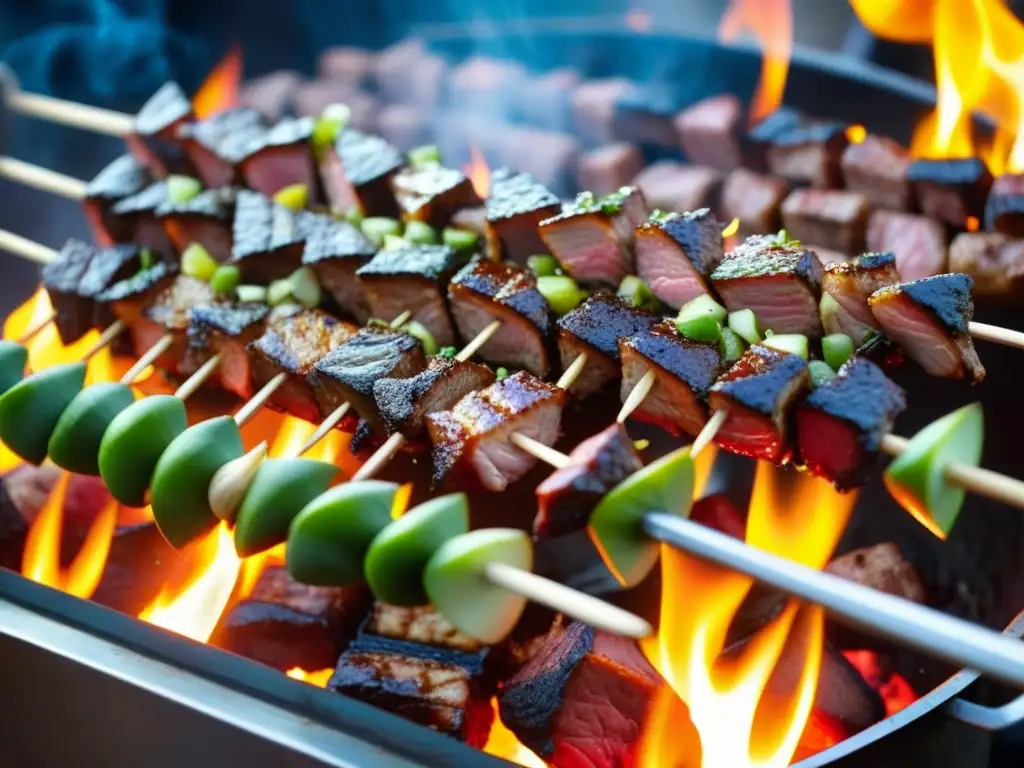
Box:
[769,228,802,249]
[439,346,457,358]
[633,439,650,451]
[597,187,631,216]
[495,367,509,381]
[408,144,441,168]
[139,247,154,270]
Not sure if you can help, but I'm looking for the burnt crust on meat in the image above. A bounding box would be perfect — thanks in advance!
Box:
[711,345,809,417]
[178,108,267,164]
[872,273,974,335]
[357,243,464,281]
[157,186,238,222]
[557,294,657,361]
[823,251,897,279]
[622,320,723,396]
[231,191,328,281]
[135,82,192,137]
[333,129,405,187]
[637,207,724,274]
[41,240,101,344]
[302,219,377,265]
[985,172,1024,237]
[97,260,177,304]
[391,164,482,229]
[712,234,820,284]
[111,181,170,216]
[486,168,561,223]
[450,258,551,334]
[188,302,270,346]
[907,157,993,225]
[86,154,151,203]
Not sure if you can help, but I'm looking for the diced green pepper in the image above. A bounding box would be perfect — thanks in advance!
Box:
[762,333,809,359]
[342,208,364,228]
[676,295,727,343]
[537,275,586,316]
[48,382,135,476]
[404,220,437,245]
[365,493,469,606]
[233,458,338,557]
[273,183,308,212]
[402,320,438,356]
[442,227,479,252]
[267,279,293,306]
[408,144,441,168]
[0,340,27,396]
[0,362,86,465]
[822,333,854,371]
[139,247,155,270]
[727,309,762,345]
[286,481,401,586]
[808,360,838,388]
[166,175,202,205]
[526,254,559,278]
[150,416,244,549]
[210,264,241,295]
[289,267,322,308]
[312,103,350,155]
[181,242,218,281]
[616,275,659,312]
[885,403,983,539]
[236,284,267,304]
[495,367,509,381]
[383,233,406,250]
[361,217,402,248]
[439,346,457,358]
[718,326,745,363]
[588,446,694,588]
[423,528,532,644]
[99,395,188,507]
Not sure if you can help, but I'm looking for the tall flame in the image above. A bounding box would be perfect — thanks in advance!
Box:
[640,463,858,767]
[193,46,243,118]
[482,698,547,768]
[718,0,793,123]
[465,147,492,198]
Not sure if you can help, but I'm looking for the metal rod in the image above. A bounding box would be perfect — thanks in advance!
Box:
[643,511,1024,690]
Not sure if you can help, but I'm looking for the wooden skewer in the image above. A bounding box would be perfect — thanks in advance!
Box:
[5,86,134,138]
[691,408,728,458]
[234,372,287,428]
[0,228,58,265]
[174,352,223,401]
[120,333,173,385]
[0,156,87,201]
[16,311,57,345]
[556,351,588,391]
[616,368,656,424]
[968,321,1024,350]
[82,320,127,361]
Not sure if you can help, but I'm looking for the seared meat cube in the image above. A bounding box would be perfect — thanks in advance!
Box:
[357,244,466,347]
[609,88,679,149]
[985,173,1024,237]
[97,261,178,326]
[319,46,375,87]
[427,371,566,491]
[820,252,900,345]
[177,108,267,188]
[41,240,102,344]
[217,565,371,671]
[635,207,724,310]
[374,356,496,439]
[632,161,723,212]
[948,231,1024,300]
[240,70,302,121]
[869,273,985,383]
[570,78,638,146]
[498,128,580,194]
[557,294,657,398]
[907,158,993,228]
[448,258,552,376]
[618,320,725,436]
[499,622,661,766]
[364,603,487,655]
[84,154,152,246]
[186,302,270,399]
[320,129,404,217]
[294,80,358,120]
[767,121,849,189]
[519,68,579,130]
[302,220,378,324]
[310,326,426,431]
[240,116,320,200]
[712,234,822,336]
[130,275,217,374]
[110,181,174,254]
[534,423,642,537]
[867,209,947,281]
[826,542,925,603]
[448,56,527,115]
[576,143,644,197]
[126,82,193,178]
[230,191,327,283]
[796,358,906,490]
[674,94,744,170]
[248,308,359,423]
[377,104,431,151]
[79,244,148,334]
[745,107,803,172]
[780,188,870,255]
[720,168,789,237]
[486,168,561,264]
[708,345,810,463]
[158,186,237,263]
[391,164,482,230]
[841,135,913,211]
[538,187,649,288]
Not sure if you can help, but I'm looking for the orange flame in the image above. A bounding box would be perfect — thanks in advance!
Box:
[640,463,858,768]
[718,0,793,123]
[465,147,492,198]
[842,650,918,717]
[193,46,243,119]
[482,698,547,768]
[286,667,334,687]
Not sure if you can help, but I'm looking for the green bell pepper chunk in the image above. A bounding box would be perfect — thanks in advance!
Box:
[676,295,727,343]
[442,227,479,252]
[0,340,27,395]
[49,382,135,476]
[718,326,745,363]
[527,254,559,278]
[822,333,854,371]
[404,220,438,245]
[537,275,586,316]
[808,360,838,388]
[0,362,86,465]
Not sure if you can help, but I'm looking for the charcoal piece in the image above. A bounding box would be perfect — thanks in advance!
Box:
[767,121,850,188]
[745,107,803,171]
[611,89,679,149]
[41,239,100,345]
[720,168,789,238]
[84,154,153,246]
[907,157,993,228]
[631,161,723,213]
[984,172,1024,237]
[240,116,320,202]
[674,94,744,171]
[91,523,179,615]
[302,220,378,324]
[320,129,404,217]
[576,143,644,197]
[635,207,724,310]
[230,191,327,283]
[485,168,562,264]
[178,108,267,188]
[127,82,194,177]
[841,134,913,211]
[391,165,482,230]
[780,188,870,255]
[826,542,925,603]
[570,78,638,146]
[216,565,372,671]
[110,181,174,254]
[158,186,238,262]
[948,231,1024,300]
[239,70,302,120]
[866,209,947,281]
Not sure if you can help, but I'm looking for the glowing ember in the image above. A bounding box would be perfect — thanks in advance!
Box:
[846,124,868,144]
[286,667,333,687]
[193,46,243,118]
[465,147,492,198]
[718,0,793,124]
[842,650,918,717]
[640,463,858,767]
[482,698,547,768]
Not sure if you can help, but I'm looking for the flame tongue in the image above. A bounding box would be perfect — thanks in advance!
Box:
[718,0,793,123]
[193,46,243,118]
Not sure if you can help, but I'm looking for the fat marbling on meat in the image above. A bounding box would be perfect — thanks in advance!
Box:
[634,207,724,310]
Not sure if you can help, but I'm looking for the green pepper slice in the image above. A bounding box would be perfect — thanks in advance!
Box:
[150,416,244,549]
[99,395,188,507]
[233,458,339,557]
[0,362,86,465]
[286,481,400,586]
[588,446,695,589]
[364,493,469,606]
[49,382,135,475]
[0,340,27,395]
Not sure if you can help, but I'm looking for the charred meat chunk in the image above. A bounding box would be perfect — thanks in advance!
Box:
[780,188,870,255]
[712,234,822,336]
[310,326,427,432]
[240,116,320,201]
[577,143,644,198]
[557,293,657,398]
[130,275,218,374]
[391,165,482,230]
[632,161,723,213]
[84,154,153,246]
[486,168,561,264]
[984,172,1024,237]
[41,240,103,345]
[825,542,925,603]
[618,320,725,436]
[869,273,985,383]
[302,220,378,323]
[98,261,178,326]
[357,243,466,347]
[448,258,552,376]
[797,358,907,490]
[320,129,404,217]
[498,621,661,766]
[177,108,266,188]
[674,94,744,171]
[363,603,488,656]
[534,423,642,537]
[766,120,849,189]
[907,158,993,228]
[635,207,724,309]
[427,371,565,491]
[185,302,270,399]
[157,186,238,263]
[374,356,496,439]
[841,134,913,211]
[709,345,810,463]
[866,209,947,282]
[820,252,900,344]
[720,168,789,238]
[538,187,649,288]
[948,231,1024,300]
[110,181,174,254]
[127,82,193,177]
[248,308,359,423]
[217,565,371,671]
[78,244,148,329]
[230,190,327,283]
[746,107,803,171]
